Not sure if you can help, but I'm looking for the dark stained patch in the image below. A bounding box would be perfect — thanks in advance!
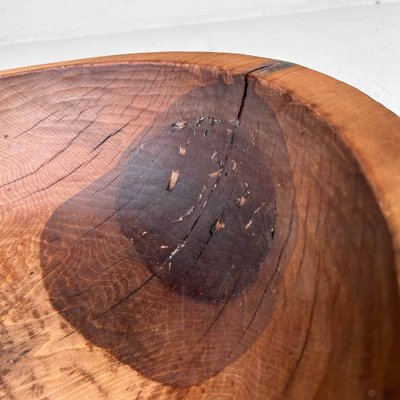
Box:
[259,61,296,74]
[117,115,276,301]
[39,66,296,386]
[59,322,68,331]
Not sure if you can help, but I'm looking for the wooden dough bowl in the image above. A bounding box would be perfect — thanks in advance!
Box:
[0,52,399,400]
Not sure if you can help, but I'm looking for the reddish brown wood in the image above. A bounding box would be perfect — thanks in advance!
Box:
[0,52,399,399]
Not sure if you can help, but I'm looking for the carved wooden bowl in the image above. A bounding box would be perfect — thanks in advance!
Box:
[1,53,399,399]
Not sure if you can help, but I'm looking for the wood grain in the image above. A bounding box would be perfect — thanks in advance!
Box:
[0,52,399,399]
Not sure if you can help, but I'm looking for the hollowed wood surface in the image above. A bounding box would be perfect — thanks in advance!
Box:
[0,53,399,399]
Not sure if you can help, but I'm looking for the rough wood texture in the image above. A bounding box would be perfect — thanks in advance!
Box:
[0,52,399,399]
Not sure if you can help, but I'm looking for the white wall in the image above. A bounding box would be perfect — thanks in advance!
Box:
[0,0,396,45]
[0,0,399,114]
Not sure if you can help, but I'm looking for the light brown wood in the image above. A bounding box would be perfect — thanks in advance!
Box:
[0,52,399,399]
